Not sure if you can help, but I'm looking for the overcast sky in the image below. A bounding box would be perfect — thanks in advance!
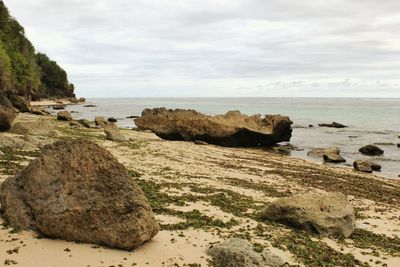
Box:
[5,0,400,98]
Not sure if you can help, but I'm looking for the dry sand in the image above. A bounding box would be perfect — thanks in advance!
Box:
[0,113,399,266]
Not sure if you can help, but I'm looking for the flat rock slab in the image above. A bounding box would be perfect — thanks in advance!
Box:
[0,139,159,250]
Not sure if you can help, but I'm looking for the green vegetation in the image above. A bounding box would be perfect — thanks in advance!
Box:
[0,0,74,107]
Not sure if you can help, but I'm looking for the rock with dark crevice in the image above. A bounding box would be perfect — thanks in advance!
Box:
[353,160,381,173]
[57,111,73,121]
[135,108,293,147]
[0,139,159,250]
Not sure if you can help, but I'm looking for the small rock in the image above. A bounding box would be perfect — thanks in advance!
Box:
[104,124,127,141]
[309,124,314,128]
[52,105,65,110]
[69,98,79,104]
[57,111,73,121]
[323,153,346,163]
[318,122,348,128]
[207,238,283,267]
[95,116,110,127]
[78,97,86,103]
[194,140,208,145]
[397,143,400,148]
[69,121,81,127]
[108,117,118,123]
[83,105,97,108]
[30,107,50,116]
[126,115,139,119]
[261,192,355,237]
[359,145,384,156]
[353,160,373,173]
[77,119,93,128]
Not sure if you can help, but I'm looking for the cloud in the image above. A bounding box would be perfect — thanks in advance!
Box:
[4,0,400,97]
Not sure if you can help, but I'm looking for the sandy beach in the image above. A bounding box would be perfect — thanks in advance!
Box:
[0,113,399,267]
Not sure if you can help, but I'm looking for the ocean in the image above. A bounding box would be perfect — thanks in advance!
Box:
[61,98,400,179]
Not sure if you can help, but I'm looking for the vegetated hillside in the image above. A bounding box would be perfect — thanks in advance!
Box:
[0,0,75,130]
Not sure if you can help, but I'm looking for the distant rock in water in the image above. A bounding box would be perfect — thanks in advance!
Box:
[134,108,293,147]
[261,192,355,238]
[359,145,384,156]
[0,139,159,250]
[108,117,118,123]
[318,122,348,128]
[207,238,283,267]
[83,105,97,108]
[52,105,66,110]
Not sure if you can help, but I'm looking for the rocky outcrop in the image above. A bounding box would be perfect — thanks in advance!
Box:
[261,192,355,237]
[134,108,293,147]
[104,124,128,141]
[57,111,72,121]
[353,160,381,173]
[359,145,384,156]
[207,238,283,267]
[0,139,159,250]
[318,122,348,128]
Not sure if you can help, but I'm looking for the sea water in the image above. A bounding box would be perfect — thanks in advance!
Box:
[62,98,400,178]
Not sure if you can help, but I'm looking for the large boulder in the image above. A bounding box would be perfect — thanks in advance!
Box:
[353,160,381,173]
[57,111,72,121]
[207,238,283,267]
[30,106,50,116]
[0,139,159,250]
[261,192,355,238]
[104,124,128,141]
[134,108,293,147]
[9,95,30,112]
[359,145,384,156]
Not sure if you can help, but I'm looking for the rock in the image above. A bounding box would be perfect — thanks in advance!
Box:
[95,116,110,127]
[273,144,302,154]
[318,122,348,128]
[397,143,400,148]
[261,192,355,237]
[52,105,65,110]
[11,119,55,136]
[0,139,159,250]
[69,121,81,127]
[78,97,86,103]
[108,117,118,123]
[207,238,283,267]
[135,108,293,147]
[309,124,314,128]
[359,145,384,156]
[69,98,79,104]
[126,115,139,119]
[194,140,208,145]
[30,106,50,116]
[9,95,30,112]
[57,111,73,121]
[323,152,346,163]
[104,124,128,141]
[77,119,94,128]
[0,107,15,132]
[84,105,97,108]
[353,160,382,173]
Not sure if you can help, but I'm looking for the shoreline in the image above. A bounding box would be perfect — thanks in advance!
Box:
[0,113,399,266]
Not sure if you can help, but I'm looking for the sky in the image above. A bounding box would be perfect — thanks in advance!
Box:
[5,0,400,98]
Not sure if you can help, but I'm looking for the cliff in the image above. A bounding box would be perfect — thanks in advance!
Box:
[0,0,75,130]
